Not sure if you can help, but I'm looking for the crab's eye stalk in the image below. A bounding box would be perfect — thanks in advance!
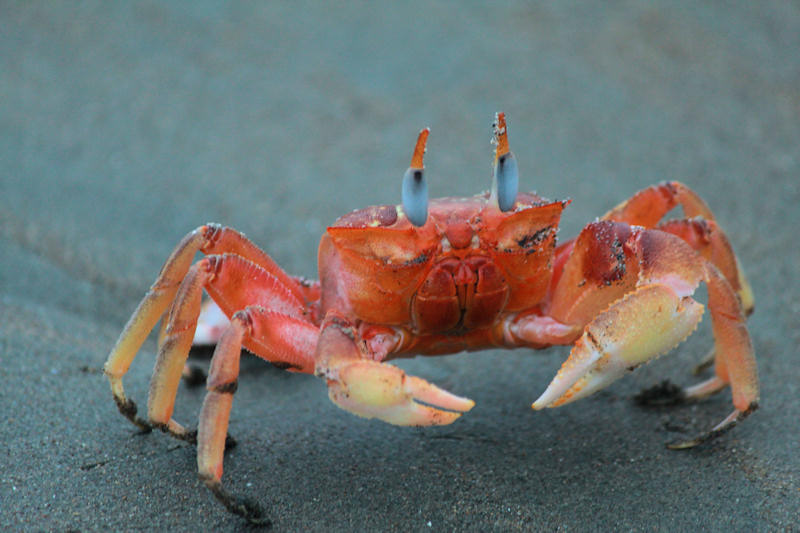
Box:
[401,128,430,227]
[494,152,519,212]
[491,112,519,212]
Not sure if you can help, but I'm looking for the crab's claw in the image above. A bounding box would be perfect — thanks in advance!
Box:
[533,284,704,409]
[327,360,474,426]
[316,317,474,426]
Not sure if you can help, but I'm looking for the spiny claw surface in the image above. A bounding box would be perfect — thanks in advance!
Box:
[326,360,474,426]
[532,285,704,410]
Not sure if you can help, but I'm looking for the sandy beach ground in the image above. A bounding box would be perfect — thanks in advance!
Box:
[2,3,798,530]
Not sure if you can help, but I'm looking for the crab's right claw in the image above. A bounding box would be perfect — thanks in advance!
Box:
[316,315,474,426]
[326,360,474,426]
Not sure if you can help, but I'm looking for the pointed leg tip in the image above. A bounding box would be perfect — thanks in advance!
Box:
[531,392,561,410]
[531,395,567,409]
[665,405,757,450]
[205,479,272,527]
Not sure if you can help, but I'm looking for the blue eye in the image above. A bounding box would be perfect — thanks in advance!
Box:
[402,128,430,227]
[402,168,428,227]
[491,112,519,212]
[494,152,519,212]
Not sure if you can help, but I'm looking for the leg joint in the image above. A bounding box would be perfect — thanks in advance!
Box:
[231,309,254,332]
[211,380,239,395]
[198,254,225,278]
[199,223,224,252]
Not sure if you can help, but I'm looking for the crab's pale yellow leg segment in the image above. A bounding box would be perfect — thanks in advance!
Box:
[104,228,210,430]
[316,316,474,426]
[533,284,705,409]
[147,260,208,434]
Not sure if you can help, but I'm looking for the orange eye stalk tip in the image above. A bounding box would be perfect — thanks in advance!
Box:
[410,128,430,169]
[493,112,510,160]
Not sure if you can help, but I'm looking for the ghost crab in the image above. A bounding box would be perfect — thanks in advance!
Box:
[104,113,758,525]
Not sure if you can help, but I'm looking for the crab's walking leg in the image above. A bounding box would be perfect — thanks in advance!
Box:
[649,217,754,375]
[601,181,753,313]
[105,228,210,430]
[602,180,713,225]
[104,224,313,430]
[196,312,260,523]
[667,264,758,448]
[539,225,758,447]
[146,254,315,442]
[316,313,475,426]
[195,306,318,525]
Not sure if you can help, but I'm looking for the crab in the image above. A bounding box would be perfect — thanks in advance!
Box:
[104,113,758,525]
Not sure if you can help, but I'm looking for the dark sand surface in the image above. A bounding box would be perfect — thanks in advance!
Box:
[2,3,798,531]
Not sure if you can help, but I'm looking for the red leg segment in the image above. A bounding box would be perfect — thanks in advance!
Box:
[601,181,714,226]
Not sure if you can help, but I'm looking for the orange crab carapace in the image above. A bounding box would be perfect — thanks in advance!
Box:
[104,113,758,525]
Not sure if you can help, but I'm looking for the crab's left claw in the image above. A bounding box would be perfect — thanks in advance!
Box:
[534,235,759,449]
[533,284,705,409]
[316,317,474,426]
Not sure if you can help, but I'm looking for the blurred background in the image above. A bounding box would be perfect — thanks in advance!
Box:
[1,2,798,530]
